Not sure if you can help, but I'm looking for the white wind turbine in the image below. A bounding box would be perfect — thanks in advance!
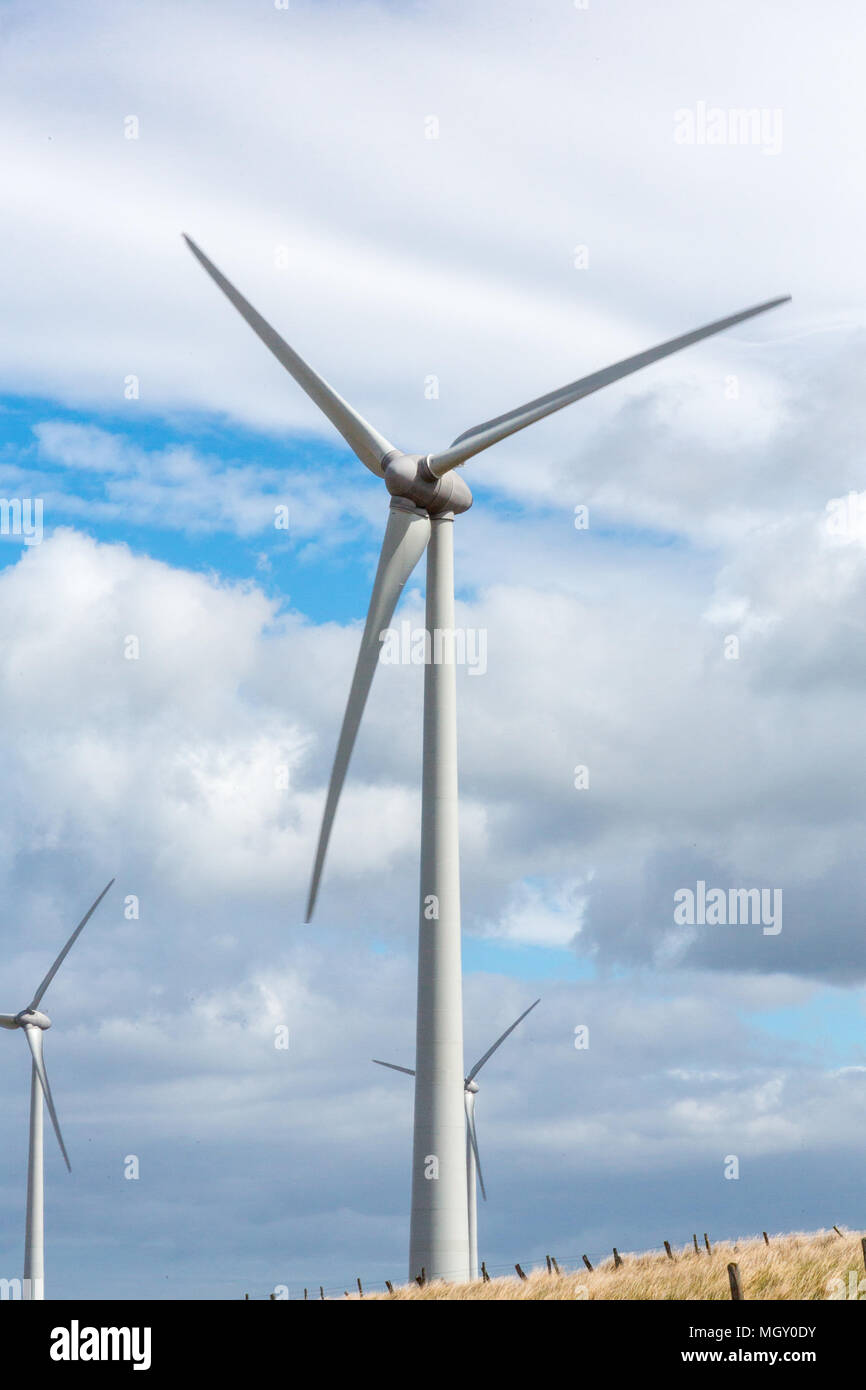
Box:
[0,879,114,1300]
[374,997,540,1280]
[183,233,789,1281]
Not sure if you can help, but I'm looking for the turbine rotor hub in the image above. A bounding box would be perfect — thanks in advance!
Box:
[465,1079,479,1094]
[383,452,473,517]
[15,1008,51,1030]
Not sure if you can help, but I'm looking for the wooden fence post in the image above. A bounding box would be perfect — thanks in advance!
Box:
[727,1262,744,1301]
[357,1277,363,1298]
[319,1286,325,1301]
[613,1248,623,1268]
[481,1261,490,1282]
[515,1264,528,1281]
[582,1255,593,1271]
[551,1257,561,1276]
[704,1233,712,1254]
[386,1280,394,1295]
[545,1255,552,1274]
[693,1234,699,1254]
[304,1288,308,1300]
[833,1225,844,1237]
[664,1241,673,1260]
[861,1238,866,1273]
[763,1232,769,1245]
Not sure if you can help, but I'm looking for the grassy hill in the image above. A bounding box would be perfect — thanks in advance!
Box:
[358,1228,864,1299]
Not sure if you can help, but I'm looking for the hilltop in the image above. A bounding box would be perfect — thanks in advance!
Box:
[354,1229,863,1300]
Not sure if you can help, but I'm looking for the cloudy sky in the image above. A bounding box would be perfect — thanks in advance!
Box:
[0,0,864,1299]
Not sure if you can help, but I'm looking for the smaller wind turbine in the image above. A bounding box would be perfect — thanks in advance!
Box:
[0,879,114,1300]
[374,998,540,1280]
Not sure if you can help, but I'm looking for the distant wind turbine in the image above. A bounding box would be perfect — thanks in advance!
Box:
[183,231,790,1280]
[0,879,114,1300]
[375,998,540,1280]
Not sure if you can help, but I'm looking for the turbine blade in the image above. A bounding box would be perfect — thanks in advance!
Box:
[305,501,431,922]
[466,1097,486,1202]
[427,296,791,475]
[182,235,397,478]
[372,1059,416,1076]
[466,998,541,1084]
[22,1027,70,1172]
[29,880,115,1010]
[0,1014,19,1029]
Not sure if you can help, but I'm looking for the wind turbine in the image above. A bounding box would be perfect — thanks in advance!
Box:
[182,232,789,1281]
[0,879,114,1300]
[375,997,540,1280]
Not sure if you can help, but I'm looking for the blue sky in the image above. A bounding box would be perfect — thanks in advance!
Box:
[0,393,366,617]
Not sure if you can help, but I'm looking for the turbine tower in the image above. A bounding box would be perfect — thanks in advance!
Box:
[183,233,789,1281]
[0,879,114,1299]
[375,997,540,1280]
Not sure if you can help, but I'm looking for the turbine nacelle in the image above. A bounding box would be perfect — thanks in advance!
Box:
[15,1009,51,1030]
[464,1079,479,1094]
[383,452,473,517]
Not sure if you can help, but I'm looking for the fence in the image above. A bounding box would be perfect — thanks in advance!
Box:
[242,1225,866,1300]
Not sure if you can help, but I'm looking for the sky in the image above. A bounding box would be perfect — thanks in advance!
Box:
[0,0,865,1299]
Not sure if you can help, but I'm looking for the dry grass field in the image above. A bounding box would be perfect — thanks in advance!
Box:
[356,1228,865,1300]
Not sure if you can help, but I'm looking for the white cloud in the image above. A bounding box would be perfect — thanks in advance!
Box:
[1,0,859,548]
